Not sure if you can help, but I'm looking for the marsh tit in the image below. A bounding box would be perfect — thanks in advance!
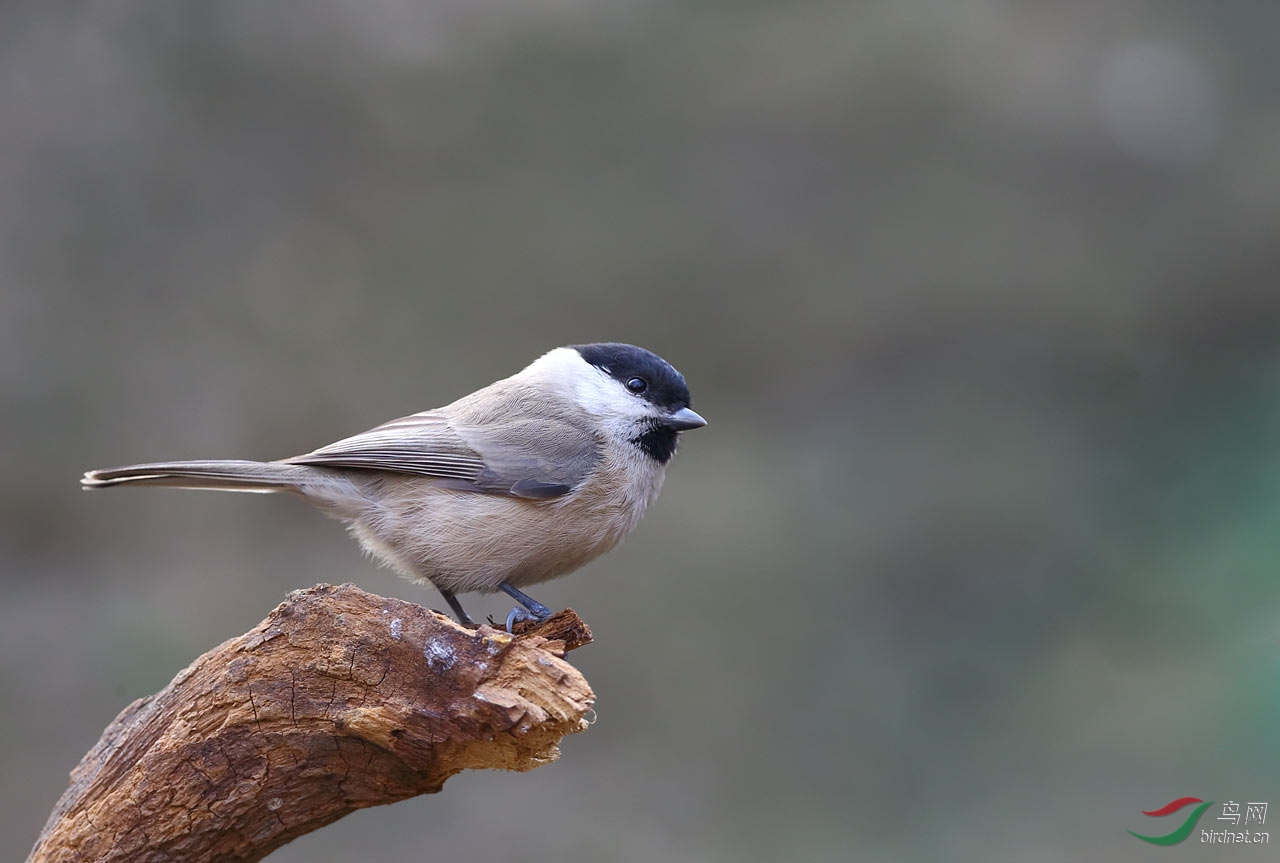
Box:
[82,343,705,631]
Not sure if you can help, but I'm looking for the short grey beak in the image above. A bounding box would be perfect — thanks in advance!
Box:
[666,407,707,431]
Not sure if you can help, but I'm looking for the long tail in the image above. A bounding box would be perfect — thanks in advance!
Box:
[81,460,322,493]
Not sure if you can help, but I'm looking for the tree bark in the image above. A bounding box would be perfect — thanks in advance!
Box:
[27,583,595,863]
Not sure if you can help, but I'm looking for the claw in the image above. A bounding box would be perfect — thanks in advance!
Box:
[499,582,552,633]
[505,606,532,633]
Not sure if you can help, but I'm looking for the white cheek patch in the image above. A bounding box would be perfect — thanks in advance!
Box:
[577,372,623,414]
[578,373,652,426]
[522,347,657,428]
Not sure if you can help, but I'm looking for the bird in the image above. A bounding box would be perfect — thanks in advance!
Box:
[81,343,706,630]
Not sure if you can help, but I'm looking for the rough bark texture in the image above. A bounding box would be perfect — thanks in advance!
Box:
[28,583,595,863]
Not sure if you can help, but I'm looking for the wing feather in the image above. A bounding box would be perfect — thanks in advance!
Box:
[283,407,600,499]
[284,411,486,480]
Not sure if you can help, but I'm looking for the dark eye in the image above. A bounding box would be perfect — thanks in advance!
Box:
[626,377,648,394]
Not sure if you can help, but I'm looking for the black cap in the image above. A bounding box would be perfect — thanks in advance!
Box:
[571,343,693,412]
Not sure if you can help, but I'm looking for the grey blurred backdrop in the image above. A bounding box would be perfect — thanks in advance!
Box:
[4,2,1280,861]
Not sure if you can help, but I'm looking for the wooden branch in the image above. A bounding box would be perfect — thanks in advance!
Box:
[28,584,595,863]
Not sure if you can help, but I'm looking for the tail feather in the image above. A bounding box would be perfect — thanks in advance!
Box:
[81,460,318,493]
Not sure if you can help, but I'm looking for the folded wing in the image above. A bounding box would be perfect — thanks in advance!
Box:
[283,410,599,500]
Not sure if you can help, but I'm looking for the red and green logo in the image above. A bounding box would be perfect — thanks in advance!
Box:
[1128,797,1214,845]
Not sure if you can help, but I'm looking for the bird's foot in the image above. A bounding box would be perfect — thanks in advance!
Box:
[437,587,476,628]
[499,582,553,634]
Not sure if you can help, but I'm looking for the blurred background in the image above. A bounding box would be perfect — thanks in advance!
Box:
[4,2,1280,860]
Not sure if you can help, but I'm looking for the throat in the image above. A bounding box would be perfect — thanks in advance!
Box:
[632,425,679,463]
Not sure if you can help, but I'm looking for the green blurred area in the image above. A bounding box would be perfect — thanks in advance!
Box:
[4,2,1280,860]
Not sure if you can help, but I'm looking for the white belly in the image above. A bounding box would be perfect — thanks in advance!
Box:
[347,456,665,594]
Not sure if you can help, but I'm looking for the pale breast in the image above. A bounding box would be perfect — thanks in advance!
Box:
[350,449,667,594]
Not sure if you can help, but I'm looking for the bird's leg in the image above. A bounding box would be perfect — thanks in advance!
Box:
[500,582,552,633]
[437,588,475,627]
